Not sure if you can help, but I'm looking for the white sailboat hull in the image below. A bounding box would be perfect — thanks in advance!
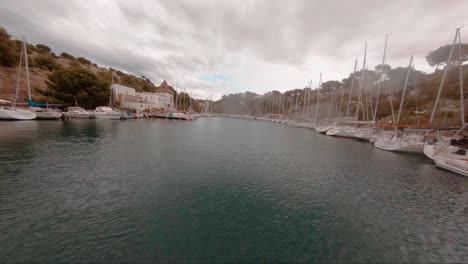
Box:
[354,129,375,141]
[424,138,460,160]
[423,142,436,160]
[294,122,315,129]
[434,155,468,177]
[374,138,424,154]
[93,106,122,120]
[316,126,331,134]
[63,112,92,119]
[93,113,122,119]
[0,107,36,120]
[326,127,357,138]
[35,111,62,120]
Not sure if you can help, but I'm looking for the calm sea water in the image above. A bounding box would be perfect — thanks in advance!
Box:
[0,118,467,263]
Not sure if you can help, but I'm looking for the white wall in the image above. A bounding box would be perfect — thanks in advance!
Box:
[111,84,174,111]
[121,101,155,112]
[155,93,173,109]
[112,84,135,96]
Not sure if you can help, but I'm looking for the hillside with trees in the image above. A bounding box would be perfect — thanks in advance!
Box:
[1,25,467,125]
[0,26,194,109]
[213,55,468,128]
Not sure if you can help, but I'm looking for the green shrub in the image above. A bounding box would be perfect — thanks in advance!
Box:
[77,56,91,65]
[69,60,81,68]
[26,43,37,54]
[0,27,18,67]
[60,52,76,60]
[47,67,110,108]
[36,44,51,53]
[34,53,60,71]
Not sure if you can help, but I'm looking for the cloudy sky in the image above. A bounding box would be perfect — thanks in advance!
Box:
[0,0,467,99]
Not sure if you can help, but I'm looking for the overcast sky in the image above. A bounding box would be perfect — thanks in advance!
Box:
[1,0,467,99]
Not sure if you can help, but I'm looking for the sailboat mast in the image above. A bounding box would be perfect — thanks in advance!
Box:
[189,93,192,112]
[23,38,32,101]
[302,86,307,116]
[109,71,113,107]
[458,30,465,126]
[306,80,312,117]
[331,88,337,118]
[14,40,25,107]
[182,86,187,111]
[355,42,367,121]
[338,86,345,118]
[396,56,413,125]
[210,93,213,113]
[373,34,388,122]
[430,28,460,124]
[345,60,358,118]
[365,76,372,121]
[280,94,284,115]
[315,73,322,121]
[175,81,178,111]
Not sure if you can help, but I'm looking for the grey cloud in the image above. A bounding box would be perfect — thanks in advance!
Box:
[1,0,467,98]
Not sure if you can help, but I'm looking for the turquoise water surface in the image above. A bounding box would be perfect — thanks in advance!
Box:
[0,118,467,262]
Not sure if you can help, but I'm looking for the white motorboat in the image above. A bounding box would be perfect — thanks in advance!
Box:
[30,107,62,120]
[63,107,93,119]
[93,106,122,119]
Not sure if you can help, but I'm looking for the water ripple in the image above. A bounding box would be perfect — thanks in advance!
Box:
[0,118,467,262]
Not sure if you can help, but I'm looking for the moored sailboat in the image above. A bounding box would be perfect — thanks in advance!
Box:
[0,38,36,121]
[374,56,426,153]
[425,133,468,177]
[0,99,36,120]
[423,28,468,177]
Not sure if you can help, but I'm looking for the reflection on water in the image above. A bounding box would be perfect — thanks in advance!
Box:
[0,118,467,263]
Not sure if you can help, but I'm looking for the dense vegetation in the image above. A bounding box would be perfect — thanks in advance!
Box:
[44,67,110,108]
[0,27,18,67]
[426,44,468,68]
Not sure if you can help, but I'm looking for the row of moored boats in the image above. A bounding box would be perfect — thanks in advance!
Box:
[0,104,129,120]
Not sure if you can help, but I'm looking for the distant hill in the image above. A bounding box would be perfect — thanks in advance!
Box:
[0,26,160,105]
[212,64,468,127]
[1,25,467,125]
